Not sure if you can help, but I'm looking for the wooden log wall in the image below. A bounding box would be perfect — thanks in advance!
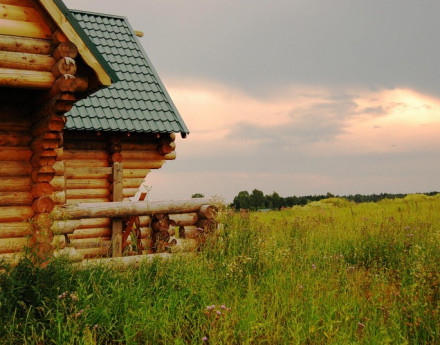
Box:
[0,0,55,88]
[62,132,112,259]
[60,131,177,258]
[27,32,84,259]
[0,112,33,260]
[120,132,176,201]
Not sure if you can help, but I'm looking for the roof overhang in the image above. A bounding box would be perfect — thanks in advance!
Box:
[37,0,118,86]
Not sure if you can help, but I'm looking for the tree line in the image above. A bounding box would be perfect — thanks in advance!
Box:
[231,189,439,210]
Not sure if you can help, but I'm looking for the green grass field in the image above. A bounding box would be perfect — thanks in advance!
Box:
[1,194,439,344]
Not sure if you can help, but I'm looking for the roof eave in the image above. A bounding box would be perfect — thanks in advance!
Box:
[37,0,119,86]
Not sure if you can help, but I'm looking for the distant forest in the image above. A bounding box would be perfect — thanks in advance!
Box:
[231,189,439,210]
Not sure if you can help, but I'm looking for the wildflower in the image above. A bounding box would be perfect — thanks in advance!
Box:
[206,305,214,310]
[93,324,98,330]
[221,305,226,310]
[358,322,365,329]
[312,264,316,270]
[202,336,208,342]
[58,295,63,299]
[216,310,221,316]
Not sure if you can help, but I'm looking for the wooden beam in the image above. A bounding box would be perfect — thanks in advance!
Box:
[52,198,213,220]
[0,18,51,39]
[0,0,33,7]
[0,34,52,54]
[0,50,54,71]
[0,67,54,88]
[0,4,41,22]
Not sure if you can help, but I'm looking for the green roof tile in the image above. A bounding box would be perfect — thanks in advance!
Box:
[66,10,188,135]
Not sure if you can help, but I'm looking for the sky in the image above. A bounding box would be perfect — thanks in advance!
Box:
[65,0,440,202]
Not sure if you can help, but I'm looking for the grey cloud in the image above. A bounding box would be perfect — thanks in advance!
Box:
[226,95,359,149]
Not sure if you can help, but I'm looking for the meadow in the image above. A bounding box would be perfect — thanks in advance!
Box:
[0,194,439,344]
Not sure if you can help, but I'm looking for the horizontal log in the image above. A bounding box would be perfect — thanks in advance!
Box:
[0,4,40,22]
[122,160,163,170]
[0,236,28,254]
[54,147,63,160]
[66,179,109,189]
[122,178,145,188]
[0,34,52,54]
[53,198,213,220]
[0,0,33,8]
[139,227,152,238]
[66,198,109,204]
[0,147,31,161]
[51,190,65,204]
[122,188,138,198]
[0,50,55,71]
[0,67,54,89]
[138,215,151,227]
[65,160,109,168]
[53,161,64,176]
[80,218,111,229]
[64,167,112,179]
[198,205,218,219]
[0,222,32,238]
[51,176,65,191]
[68,227,111,240]
[51,235,66,250]
[52,219,81,235]
[66,188,110,199]
[63,149,108,161]
[0,191,33,206]
[0,18,51,39]
[122,169,150,178]
[53,247,83,262]
[76,247,109,259]
[0,160,31,177]
[122,151,175,161]
[70,238,111,250]
[120,142,158,151]
[0,177,31,192]
[169,213,199,226]
[179,226,199,239]
[52,218,112,235]
[0,130,32,146]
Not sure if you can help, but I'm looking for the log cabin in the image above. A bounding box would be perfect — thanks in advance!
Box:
[0,0,194,261]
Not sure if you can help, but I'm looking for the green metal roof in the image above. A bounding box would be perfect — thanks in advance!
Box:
[65,10,189,135]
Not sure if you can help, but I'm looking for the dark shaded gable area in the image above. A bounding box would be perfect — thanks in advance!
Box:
[0,0,188,260]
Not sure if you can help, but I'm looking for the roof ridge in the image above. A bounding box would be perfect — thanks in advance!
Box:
[70,9,128,20]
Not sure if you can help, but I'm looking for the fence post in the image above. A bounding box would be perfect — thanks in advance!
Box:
[112,162,123,257]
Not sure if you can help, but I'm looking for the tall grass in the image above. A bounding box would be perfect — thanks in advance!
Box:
[0,194,439,344]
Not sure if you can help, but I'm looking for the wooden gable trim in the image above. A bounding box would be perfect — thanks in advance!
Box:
[38,0,112,86]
